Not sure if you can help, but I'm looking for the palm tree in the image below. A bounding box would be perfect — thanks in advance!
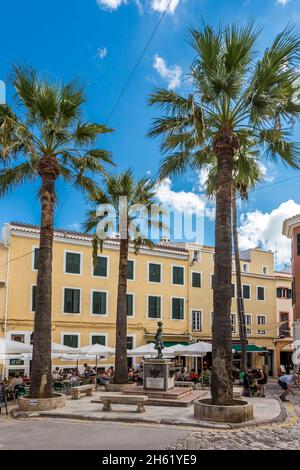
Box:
[84,170,159,384]
[148,23,300,404]
[0,66,113,398]
[206,148,263,373]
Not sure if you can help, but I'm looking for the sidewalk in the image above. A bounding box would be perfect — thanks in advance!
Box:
[12,391,285,430]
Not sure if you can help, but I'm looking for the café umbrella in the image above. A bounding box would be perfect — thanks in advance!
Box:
[79,344,115,374]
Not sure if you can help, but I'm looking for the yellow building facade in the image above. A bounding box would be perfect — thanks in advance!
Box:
[0,222,293,377]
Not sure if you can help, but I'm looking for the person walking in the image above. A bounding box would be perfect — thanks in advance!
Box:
[278,372,300,402]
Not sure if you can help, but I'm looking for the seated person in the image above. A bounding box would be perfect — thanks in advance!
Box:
[243,370,258,397]
[189,369,199,383]
[52,367,62,381]
[97,370,111,385]
[6,373,23,391]
[176,367,187,381]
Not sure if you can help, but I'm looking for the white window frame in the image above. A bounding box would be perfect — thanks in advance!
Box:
[127,259,136,282]
[242,263,249,273]
[30,284,37,313]
[230,313,237,334]
[257,315,266,335]
[191,271,202,288]
[61,332,81,348]
[90,289,109,317]
[256,285,265,302]
[242,283,251,300]
[245,313,252,335]
[147,261,162,284]
[172,265,185,286]
[91,255,109,278]
[191,309,202,332]
[127,292,135,318]
[147,294,162,320]
[171,296,186,321]
[89,332,108,346]
[62,286,82,315]
[64,250,83,276]
[32,245,39,272]
[262,265,268,276]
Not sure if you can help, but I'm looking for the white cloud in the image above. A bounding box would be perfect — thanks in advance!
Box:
[96,47,108,59]
[153,55,182,89]
[276,0,291,5]
[156,178,206,214]
[150,0,181,14]
[96,0,126,10]
[238,200,300,266]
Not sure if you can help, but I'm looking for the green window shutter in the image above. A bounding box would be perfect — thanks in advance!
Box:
[63,335,78,348]
[173,266,184,285]
[149,263,161,282]
[243,285,250,299]
[172,298,184,319]
[148,296,161,318]
[33,249,39,270]
[297,233,300,256]
[91,335,105,346]
[127,294,133,316]
[64,288,80,313]
[93,292,106,315]
[127,260,134,280]
[192,272,201,288]
[65,252,81,274]
[93,257,108,277]
[32,285,37,311]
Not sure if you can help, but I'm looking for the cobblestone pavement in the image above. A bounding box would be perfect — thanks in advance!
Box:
[171,382,300,450]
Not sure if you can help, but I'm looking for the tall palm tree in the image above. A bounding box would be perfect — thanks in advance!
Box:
[206,148,263,373]
[0,66,113,398]
[148,23,300,404]
[84,170,159,384]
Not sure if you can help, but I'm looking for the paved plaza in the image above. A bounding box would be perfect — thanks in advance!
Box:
[0,382,299,450]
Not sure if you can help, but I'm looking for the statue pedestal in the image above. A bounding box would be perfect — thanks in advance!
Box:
[143,359,175,392]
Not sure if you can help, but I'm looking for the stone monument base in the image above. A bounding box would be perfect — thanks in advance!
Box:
[143,358,175,392]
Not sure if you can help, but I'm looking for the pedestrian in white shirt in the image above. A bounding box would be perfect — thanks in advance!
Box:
[278,372,300,402]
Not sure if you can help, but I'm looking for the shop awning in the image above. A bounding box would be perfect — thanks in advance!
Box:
[233,344,268,353]
[163,341,189,347]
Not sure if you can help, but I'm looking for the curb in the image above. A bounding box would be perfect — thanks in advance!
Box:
[10,399,289,431]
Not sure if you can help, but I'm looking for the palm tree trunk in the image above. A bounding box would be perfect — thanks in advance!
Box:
[232,188,247,373]
[29,173,56,398]
[211,129,238,405]
[114,237,129,384]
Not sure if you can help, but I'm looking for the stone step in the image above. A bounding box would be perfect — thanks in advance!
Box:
[146,390,208,407]
[122,386,194,400]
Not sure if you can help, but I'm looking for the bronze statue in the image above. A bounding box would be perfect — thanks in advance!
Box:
[154,321,164,359]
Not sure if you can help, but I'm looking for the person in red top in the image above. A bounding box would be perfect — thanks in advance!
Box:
[189,369,199,383]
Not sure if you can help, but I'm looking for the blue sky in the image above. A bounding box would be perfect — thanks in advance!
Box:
[1,0,300,264]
